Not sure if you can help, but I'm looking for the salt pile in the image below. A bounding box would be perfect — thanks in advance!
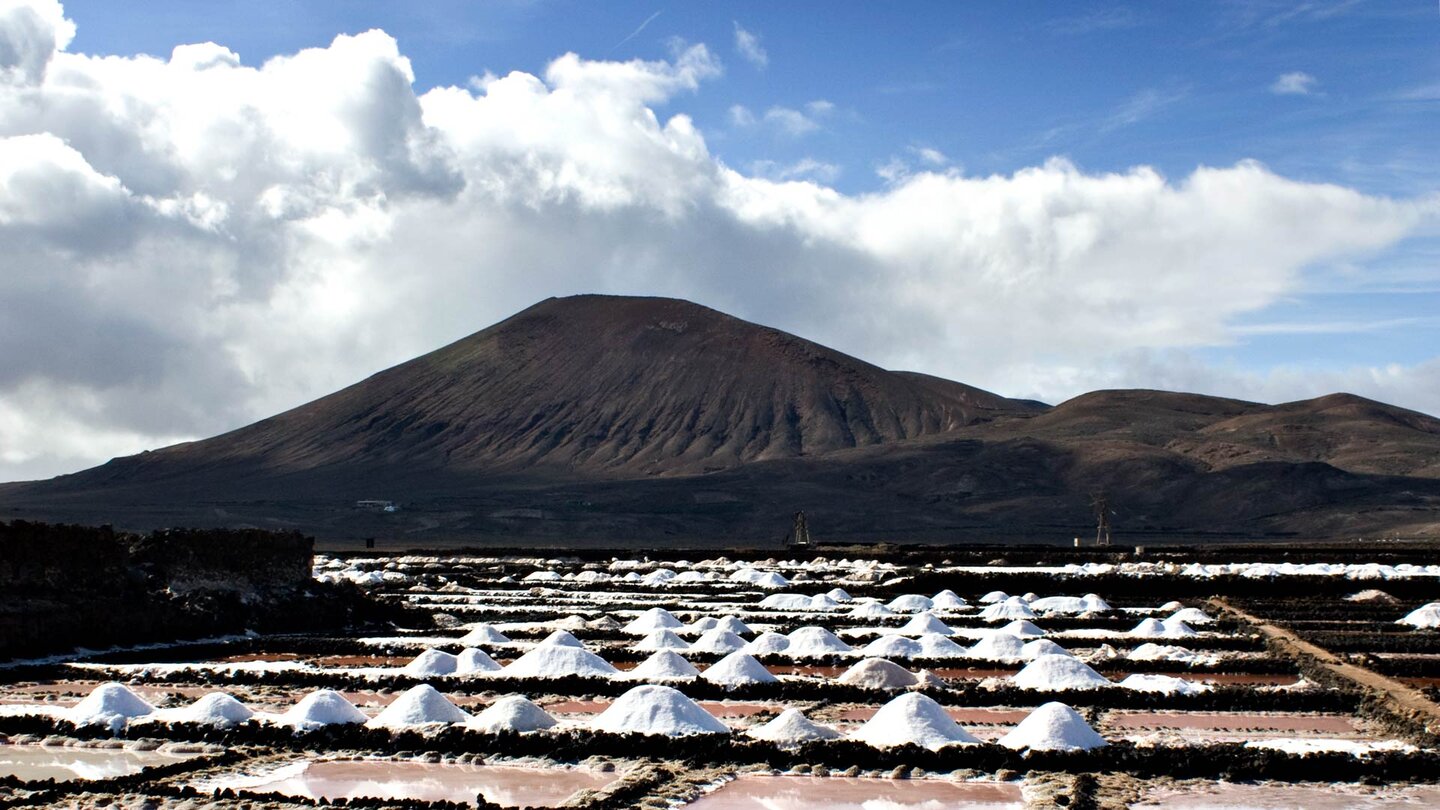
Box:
[402,649,459,677]
[1011,656,1111,691]
[162,693,253,727]
[997,702,1106,752]
[849,602,895,619]
[837,658,918,690]
[369,685,470,728]
[998,619,1045,638]
[69,683,156,730]
[913,669,947,689]
[623,607,684,635]
[553,615,591,631]
[742,631,791,655]
[459,624,511,645]
[1126,643,1212,665]
[1081,593,1112,612]
[899,613,955,636]
[1021,639,1073,660]
[850,693,978,749]
[280,689,368,730]
[634,629,690,652]
[747,708,841,744]
[687,617,719,634]
[887,594,934,613]
[807,594,840,610]
[456,648,502,674]
[916,633,968,658]
[1119,674,1211,695]
[758,594,814,610]
[703,652,778,686]
[1347,589,1398,604]
[862,635,921,658]
[1160,617,1199,637]
[1129,618,1170,638]
[980,596,1037,621]
[786,626,853,655]
[1157,600,1185,612]
[502,644,618,679]
[713,616,753,635]
[538,629,587,648]
[627,650,701,681]
[826,588,854,603]
[470,695,557,733]
[966,633,1025,662]
[979,590,1009,604]
[1397,602,1440,629]
[590,685,729,736]
[931,589,968,610]
[1028,596,1089,615]
[689,629,747,654]
[1168,607,1214,625]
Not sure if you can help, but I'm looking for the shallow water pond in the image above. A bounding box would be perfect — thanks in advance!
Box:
[685,775,1024,809]
[1133,782,1440,808]
[0,743,201,781]
[201,759,617,807]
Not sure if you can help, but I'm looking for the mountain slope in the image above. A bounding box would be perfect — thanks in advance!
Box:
[4,296,1438,546]
[56,295,1042,486]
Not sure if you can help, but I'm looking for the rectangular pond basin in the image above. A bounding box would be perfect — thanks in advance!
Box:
[1133,782,1440,808]
[197,759,617,807]
[0,743,202,782]
[685,775,1024,810]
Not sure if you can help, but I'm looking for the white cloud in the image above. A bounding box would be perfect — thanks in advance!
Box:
[0,0,73,84]
[730,99,834,137]
[748,157,840,183]
[1271,71,1318,95]
[732,21,767,70]
[0,1,1435,481]
[910,146,948,166]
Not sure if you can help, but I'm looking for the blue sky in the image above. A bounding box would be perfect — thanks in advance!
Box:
[0,0,1437,480]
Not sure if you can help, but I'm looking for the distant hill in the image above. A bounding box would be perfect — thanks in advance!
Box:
[3,295,1438,547]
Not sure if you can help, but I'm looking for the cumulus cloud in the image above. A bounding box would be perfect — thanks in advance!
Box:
[1271,71,1318,95]
[0,1,1435,480]
[732,21,767,69]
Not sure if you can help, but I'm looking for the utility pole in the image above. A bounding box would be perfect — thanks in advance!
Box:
[786,511,812,549]
[1090,492,1112,547]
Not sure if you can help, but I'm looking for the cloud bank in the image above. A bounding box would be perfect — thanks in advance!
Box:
[0,0,1435,480]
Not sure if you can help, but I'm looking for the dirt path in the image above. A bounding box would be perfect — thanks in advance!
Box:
[1210,597,1440,743]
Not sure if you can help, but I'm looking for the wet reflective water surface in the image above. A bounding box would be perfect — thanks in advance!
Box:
[0,743,201,781]
[206,759,617,807]
[685,775,1025,809]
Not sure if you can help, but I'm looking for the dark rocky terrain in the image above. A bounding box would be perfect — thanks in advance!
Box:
[0,521,400,658]
[2,295,1438,548]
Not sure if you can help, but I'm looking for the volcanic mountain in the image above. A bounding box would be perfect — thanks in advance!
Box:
[4,295,1439,546]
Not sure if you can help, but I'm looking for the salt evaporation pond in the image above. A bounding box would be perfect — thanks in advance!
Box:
[0,743,202,781]
[199,759,617,807]
[1133,782,1440,809]
[686,775,1023,809]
